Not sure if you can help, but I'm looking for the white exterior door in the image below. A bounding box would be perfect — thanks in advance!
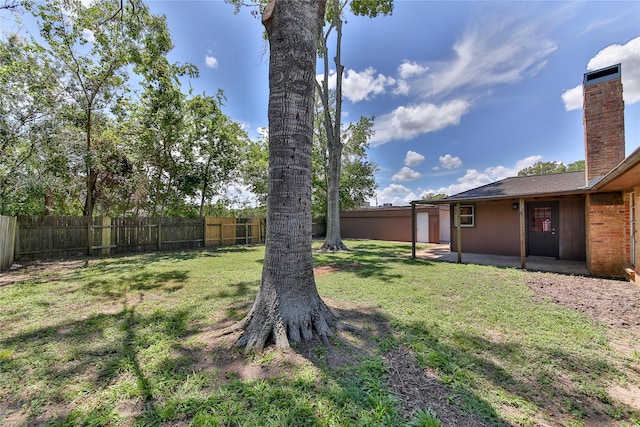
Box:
[417,213,429,243]
[439,207,450,243]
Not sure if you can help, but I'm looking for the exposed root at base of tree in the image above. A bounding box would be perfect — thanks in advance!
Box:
[319,240,351,252]
[215,297,339,353]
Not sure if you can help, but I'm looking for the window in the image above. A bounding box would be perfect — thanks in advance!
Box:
[531,207,552,232]
[454,205,475,227]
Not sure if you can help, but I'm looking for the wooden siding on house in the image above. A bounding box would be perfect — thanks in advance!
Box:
[450,200,520,256]
[450,197,587,261]
[559,196,586,260]
[341,206,441,243]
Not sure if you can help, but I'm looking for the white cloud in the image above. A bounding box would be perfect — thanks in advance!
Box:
[561,36,640,111]
[371,100,471,146]
[316,70,336,91]
[392,167,422,182]
[393,79,410,96]
[82,28,95,43]
[375,184,417,206]
[342,67,396,103]
[398,60,429,79]
[405,150,425,167]
[561,84,583,111]
[439,154,462,169]
[425,155,542,196]
[413,11,556,98]
[587,36,640,105]
[205,55,218,69]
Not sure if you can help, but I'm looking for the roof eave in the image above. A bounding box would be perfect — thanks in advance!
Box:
[591,146,640,191]
[418,188,588,205]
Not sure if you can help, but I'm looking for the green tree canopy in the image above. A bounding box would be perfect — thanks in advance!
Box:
[0,0,250,217]
[517,160,585,176]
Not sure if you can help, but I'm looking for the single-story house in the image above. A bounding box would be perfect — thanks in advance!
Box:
[413,63,640,279]
[341,205,449,244]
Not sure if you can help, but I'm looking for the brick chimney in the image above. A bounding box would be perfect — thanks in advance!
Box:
[583,64,625,183]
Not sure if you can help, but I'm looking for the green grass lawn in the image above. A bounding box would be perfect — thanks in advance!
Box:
[1,240,639,426]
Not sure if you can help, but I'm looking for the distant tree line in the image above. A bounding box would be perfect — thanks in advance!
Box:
[517,160,585,176]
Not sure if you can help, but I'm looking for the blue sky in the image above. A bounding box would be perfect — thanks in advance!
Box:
[4,1,640,207]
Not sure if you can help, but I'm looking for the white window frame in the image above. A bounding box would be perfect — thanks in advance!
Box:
[454,205,475,227]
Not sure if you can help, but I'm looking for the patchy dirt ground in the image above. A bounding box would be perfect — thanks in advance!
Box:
[201,268,640,426]
[525,271,640,329]
[2,260,640,426]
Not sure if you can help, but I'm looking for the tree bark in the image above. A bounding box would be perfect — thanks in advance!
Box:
[44,188,54,216]
[323,143,349,251]
[319,1,348,251]
[83,108,96,216]
[235,0,334,352]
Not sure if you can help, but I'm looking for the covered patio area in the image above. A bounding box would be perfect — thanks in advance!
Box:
[415,244,590,276]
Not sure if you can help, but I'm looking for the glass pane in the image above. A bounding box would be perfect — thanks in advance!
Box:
[532,207,552,232]
[460,206,473,216]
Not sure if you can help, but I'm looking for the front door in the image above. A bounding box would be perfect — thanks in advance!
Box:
[527,202,559,258]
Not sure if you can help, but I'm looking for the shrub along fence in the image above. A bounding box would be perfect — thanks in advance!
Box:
[0,216,17,272]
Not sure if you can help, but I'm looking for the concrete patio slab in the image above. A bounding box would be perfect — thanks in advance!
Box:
[415,244,590,276]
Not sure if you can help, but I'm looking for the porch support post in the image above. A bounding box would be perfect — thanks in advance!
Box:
[455,202,462,263]
[519,198,526,269]
[411,202,416,259]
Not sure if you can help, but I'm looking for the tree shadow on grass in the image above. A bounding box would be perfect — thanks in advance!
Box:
[312,243,437,282]
[75,245,259,278]
[187,299,504,426]
[400,321,640,426]
[81,269,189,298]
[0,291,508,426]
[82,248,222,273]
[0,301,201,426]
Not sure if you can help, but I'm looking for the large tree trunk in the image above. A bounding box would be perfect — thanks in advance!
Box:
[83,108,96,216]
[44,188,54,216]
[235,0,334,352]
[322,143,349,251]
[319,1,348,251]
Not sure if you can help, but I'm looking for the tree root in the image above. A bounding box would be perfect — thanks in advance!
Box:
[319,239,351,252]
[233,296,337,354]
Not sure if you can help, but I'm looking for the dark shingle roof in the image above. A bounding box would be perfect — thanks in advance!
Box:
[444,171,587,202]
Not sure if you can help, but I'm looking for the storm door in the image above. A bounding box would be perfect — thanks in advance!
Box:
[527,202,559,258]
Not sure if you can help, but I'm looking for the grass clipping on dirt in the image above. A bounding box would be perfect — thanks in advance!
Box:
[0,240,639,426]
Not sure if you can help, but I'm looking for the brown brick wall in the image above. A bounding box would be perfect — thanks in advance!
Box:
[634,187,640,269]
[586,192,629,277]
[584,77,625,181]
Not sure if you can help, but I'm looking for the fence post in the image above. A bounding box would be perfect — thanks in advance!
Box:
[101,216,111,255]
[157,218,162,251]
[14,217,20,261]
[87,217,92,256]
[0,216,17,272]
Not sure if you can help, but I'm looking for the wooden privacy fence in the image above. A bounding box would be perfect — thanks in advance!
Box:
[0,216,17,272]
[15,216,266,261]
